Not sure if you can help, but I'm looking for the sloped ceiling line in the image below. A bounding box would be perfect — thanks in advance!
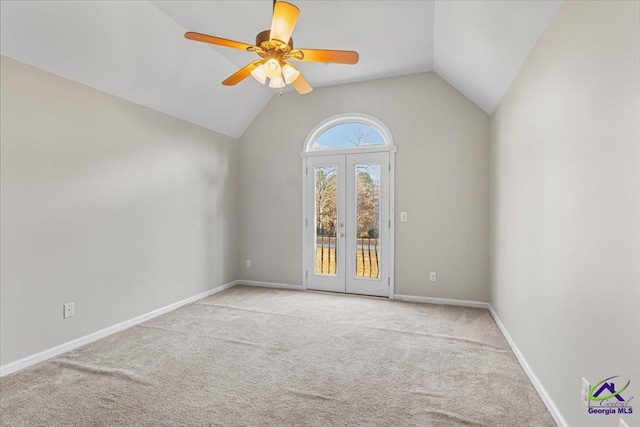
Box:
[1,0,562,137]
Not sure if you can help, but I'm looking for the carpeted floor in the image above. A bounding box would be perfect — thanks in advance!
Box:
[0,285,555,426]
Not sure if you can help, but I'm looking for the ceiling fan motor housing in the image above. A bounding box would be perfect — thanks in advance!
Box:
[255,30,294,62]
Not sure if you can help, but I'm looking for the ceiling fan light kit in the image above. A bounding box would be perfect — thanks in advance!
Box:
[250,65,267,85]
[264,58,282,79]
[282,63,300,84]
[269,75,285,89]
[184,0,359,95]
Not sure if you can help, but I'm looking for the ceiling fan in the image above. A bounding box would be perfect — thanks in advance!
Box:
[184,0,359,94]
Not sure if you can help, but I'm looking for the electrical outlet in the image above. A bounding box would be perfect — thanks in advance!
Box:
[245,260,251,268]
[429,272,437,282]
[581,378,590,406]
[63,303,74,319]
[619,419,629,427]
[400,212,408,222]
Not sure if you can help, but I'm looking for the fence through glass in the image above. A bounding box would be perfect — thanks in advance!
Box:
[315,165,337,275]
[355,164,380,278]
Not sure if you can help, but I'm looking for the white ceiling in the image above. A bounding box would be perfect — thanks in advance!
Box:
[434,0,562,113]
[0,1,562,138]
[0,0,272,139]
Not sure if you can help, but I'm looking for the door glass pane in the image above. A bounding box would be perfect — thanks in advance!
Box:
[315,166,337,275]
[355,164,380,278]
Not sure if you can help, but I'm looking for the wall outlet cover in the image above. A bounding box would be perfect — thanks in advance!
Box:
[581,377,590,406]
[429,272,436,282]
[63,303,75,319]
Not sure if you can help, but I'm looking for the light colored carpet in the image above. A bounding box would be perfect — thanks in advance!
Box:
[1,285,555,426]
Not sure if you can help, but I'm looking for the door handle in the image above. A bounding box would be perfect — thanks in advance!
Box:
[339,232,345,237]
[339,223,344,227]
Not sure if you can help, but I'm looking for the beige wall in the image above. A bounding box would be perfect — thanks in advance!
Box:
[3,5,636,423]
[0,57,240,365]
[490,2,640,426]
[1,61,491,367]
[238,72,491,302]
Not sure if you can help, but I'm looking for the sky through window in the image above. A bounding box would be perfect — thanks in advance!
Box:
[314,123,386,150]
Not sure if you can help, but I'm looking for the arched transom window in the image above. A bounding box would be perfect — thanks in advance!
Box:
[304,114,394,153]
[314,122,386,150]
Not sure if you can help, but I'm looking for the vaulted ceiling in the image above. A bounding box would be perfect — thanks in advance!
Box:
[1,1,562,139]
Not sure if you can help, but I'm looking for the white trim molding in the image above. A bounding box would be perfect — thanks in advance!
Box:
[0,280,239,377]
[487,306,569,427]
[394,294,490,309]
[0,280,569,426]
[236,280,303,291]
[394,293,567,426]
[301,145,397,158]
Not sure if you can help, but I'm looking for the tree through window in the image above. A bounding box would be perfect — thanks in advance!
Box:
[313,123,386,150]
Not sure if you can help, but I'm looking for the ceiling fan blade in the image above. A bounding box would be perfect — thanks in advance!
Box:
[269,1,300,46]
[291,73,313,94]
[222,61,264,86]
[185,32,255,51]
[290,49,359,65]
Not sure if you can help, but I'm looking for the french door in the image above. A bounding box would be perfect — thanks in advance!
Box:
[304,152,391,297]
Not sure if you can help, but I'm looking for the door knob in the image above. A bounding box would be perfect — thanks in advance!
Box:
[339,232,345,237]
[339,223,344,227]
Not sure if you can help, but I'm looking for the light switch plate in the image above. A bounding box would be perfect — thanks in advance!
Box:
[400,212,408,222]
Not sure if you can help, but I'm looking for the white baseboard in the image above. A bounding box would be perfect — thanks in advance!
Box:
[487,305,568,427]
[236,280,303,290]
[393,293,567,426]
[394,294,490,309]
[0,280,240,377]
[0,279,568,426]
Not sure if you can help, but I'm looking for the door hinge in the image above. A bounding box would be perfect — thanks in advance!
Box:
[305,270,309,279]
[305,218,308,227]
[389,219,391,228]
[388,277,390,286]
[389,163,391,172]
[306,166,308,175]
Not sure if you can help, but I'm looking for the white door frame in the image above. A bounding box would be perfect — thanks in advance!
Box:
[344,151,391,296]
[304,154,347,293]
[301,113,396,298]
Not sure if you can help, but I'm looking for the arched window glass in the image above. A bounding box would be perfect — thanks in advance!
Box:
[312,123,386,150]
